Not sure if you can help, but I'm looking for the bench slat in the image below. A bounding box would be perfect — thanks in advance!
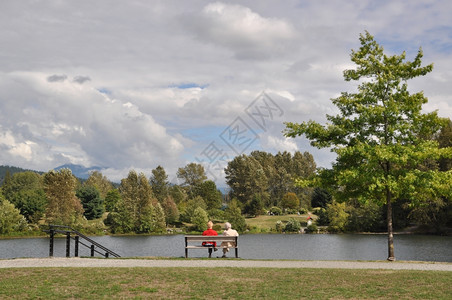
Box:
[185,235,238,258]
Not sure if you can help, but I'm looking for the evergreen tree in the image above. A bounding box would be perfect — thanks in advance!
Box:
[76,185,104,220]
[150,165,169,202]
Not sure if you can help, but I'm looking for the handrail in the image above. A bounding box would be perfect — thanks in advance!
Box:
[44,224,120,258]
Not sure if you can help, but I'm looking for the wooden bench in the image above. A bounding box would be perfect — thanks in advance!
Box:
[185,235,238,258]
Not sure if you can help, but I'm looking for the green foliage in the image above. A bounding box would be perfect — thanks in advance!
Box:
[1,171,47,222]
[327,202,349,233]
[104,189,121,212]
[168,185,187,204]
[43,169,84,225]
[180,196,207,223]
[275,220,283,233]
[284,217,301,232]
[305,224,318,234]
[246,193,264,216]
[76,185,105,220]
[281,192,300,210]
[151,203,166,233]
[269,206,282,215]
[313,207,329,226]
[191,207,209,232]
[311,187,332,209]
[161,196,179,225]
[113,170,162,233]
[224,199,247,233]
[149,165,169,202]
[285,31,452,259]
[193,180,222,210]
[207,208,225,222]
[0,195,28,234]
[225,151,315,209]
[346,200,382,232]
[177,163,207,197]
[84,171,113,200]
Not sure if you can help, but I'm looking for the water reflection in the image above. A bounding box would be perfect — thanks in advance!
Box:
[1,234,451,262]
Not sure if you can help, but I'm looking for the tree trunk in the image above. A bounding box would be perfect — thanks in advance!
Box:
[386,190,395,261]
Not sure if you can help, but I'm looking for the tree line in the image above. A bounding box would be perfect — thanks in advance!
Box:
[0,162,249,235]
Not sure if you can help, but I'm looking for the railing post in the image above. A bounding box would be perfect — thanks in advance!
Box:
[66,232,71,257]
[91,245,95,257]
[74,236,79,257]
[49,229,54,257]
[105,252,109,258]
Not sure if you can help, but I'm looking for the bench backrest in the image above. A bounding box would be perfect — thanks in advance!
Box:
[185,235,238,243]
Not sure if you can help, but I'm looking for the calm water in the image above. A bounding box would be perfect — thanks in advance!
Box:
[1,234,451,262]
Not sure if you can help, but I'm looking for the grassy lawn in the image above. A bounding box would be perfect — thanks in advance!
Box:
[1,267,450,299]
[246,214,311,232]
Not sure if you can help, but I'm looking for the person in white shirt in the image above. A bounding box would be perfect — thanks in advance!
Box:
[221,222,239,258]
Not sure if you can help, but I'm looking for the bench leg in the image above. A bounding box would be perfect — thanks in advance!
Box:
[235,247,238,258]
[208,247,213,258]
[185,248,188,258]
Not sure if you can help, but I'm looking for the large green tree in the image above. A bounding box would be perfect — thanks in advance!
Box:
[76,185,104,220]
[285,32,452,260]
[177,163,207,198]
[193,180,223,210]
[84,171,113,200]
[2,171,47,222]
[107,170,159,233]
[149,165,169,202]
[43,169,84,225]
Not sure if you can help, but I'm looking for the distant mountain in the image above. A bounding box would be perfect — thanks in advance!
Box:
[54,164,102,179]
[0,165,44,185]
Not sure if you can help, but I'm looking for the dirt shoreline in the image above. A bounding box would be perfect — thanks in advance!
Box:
[1,257,451,271]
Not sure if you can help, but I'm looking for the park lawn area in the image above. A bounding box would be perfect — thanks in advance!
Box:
[246,214,311,231]
[1,267,450,299]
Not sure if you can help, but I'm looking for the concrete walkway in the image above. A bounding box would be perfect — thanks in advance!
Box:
[1,257,451,271]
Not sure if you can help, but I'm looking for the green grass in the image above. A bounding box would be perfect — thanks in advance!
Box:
[246,214,310,231]
[0,267,450,299]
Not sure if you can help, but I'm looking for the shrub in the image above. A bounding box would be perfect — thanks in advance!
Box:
[284,218,301,232]
[191,207,209,232]
[305,224,318,234]
[275,220,283,233]
[269,206,282,216]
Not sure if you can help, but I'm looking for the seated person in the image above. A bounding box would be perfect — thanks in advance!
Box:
[202,221,218,248]
[221,222,239,257]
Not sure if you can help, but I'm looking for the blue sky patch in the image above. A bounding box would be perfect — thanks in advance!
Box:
[170,83,209,89]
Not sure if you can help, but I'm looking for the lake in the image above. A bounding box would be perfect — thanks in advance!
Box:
[1,234,451,262]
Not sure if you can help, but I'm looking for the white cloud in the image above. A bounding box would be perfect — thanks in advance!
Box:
[262,135,299,153]
[186,2,297,59]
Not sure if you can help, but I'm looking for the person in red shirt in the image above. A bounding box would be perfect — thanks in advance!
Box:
[202,221,218,249]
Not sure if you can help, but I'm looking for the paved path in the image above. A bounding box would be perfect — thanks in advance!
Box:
[1,257,451,271]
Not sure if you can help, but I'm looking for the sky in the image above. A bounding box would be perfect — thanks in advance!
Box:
[1,0,451,185]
